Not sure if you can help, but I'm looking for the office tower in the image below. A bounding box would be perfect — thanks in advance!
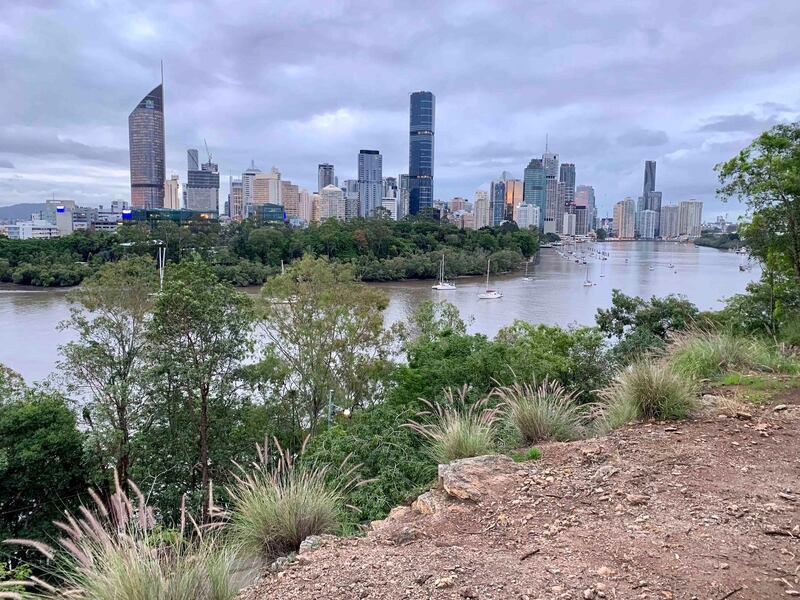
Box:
[573,205,588,235]
[381,198,398,220]
[645,190,662,235]
[128,84,165,208]
[242,161,261,213]
[542,137,559,178]
[490,180,506,225]
[613,197,636,239]
[397,174,410,220]
[253,168,282,205]
[473,190,490,229]
[543,176,558,233]
[515,204,540,229]
[659,205,680,238]
[408,91,435,214]
[319,184,346,220]
[185,150,219,212]
[678,200,703,237]
[449,197,468,212]
[228,177,243,219]
[358,150,382,217]
[575,185,596,231]
[523,158,546,229]
[643,160,656,200]
[343,179,359,220]
[281,180,300,218]
[383,176,398,199]
[503,179,523,222]
[318,163,335,192]
[556,181,568,233]
[562,213,576,236]
[298,189,314,222]
[558,163,576,205]
[187,149,199,171]
[163,174,181,210]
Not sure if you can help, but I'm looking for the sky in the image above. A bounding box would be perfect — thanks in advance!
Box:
[1,1,799,219]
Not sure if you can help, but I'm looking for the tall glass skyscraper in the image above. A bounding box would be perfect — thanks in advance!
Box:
[128,84,165,209]
[358,150,382,218]
[643,160,656,199]
[408,91,435,215]
[523,158,546,229]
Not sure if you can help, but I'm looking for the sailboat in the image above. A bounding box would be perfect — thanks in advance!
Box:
[523,260,532,281]
[583,263,594,287]
[478,259,503,299]
[738,252,747,272]
[432,254,456,290]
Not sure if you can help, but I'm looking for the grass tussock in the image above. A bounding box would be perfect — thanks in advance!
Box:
[491,380,587,444]
[3,475,236,600]
[405,385,499,464]
[599,361,697,431]
[225,438,358,561]
[669,331,799,379]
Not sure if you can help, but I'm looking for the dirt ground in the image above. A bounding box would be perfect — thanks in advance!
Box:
[240,387,800,600]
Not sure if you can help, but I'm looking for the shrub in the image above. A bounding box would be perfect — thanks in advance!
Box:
[669,331,798,379]
[510,447,542,462]
[4,476,236,600]
[226,439,355,560]
[492,380,587,443]
[599,361,697,430]
[405,385,499,464]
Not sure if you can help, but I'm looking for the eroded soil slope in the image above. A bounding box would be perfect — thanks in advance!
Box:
[241,391,800,600]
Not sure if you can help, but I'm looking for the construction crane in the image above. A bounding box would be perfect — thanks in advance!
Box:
[204,138,212,164]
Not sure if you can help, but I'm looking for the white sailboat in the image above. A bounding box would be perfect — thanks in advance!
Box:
[432,254,456,290]
[583,263,594,287]
[478,259,503,299]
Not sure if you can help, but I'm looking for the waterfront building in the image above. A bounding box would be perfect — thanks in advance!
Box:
[574,205,588,235]
[128,84,165,209]
[319,184,346,220]
[253,168,282,205]
[659,205,680,238]
[281,180,300,218]
[679,200,703,237]
[185,151,219,212]
[358,150,382,218]
[639,209,657,239]
[228,177,243,219]
[523,158,546,229]
[408,91,435,215]
[490,180,506,225]
[318,163,335,192]
[613,197,636,239]
[575,185,596,231]
[474,190,491,229]
[164,174,181,210]
[543,176,558,234]
[503,179,523,222]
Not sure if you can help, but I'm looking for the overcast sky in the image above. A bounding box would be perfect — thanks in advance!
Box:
[1,1,799,218]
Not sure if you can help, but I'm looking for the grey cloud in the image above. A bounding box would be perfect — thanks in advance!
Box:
[0,128,127,164]
[0,160,14,168]
[617,128,669,147]
[698,114,779,133]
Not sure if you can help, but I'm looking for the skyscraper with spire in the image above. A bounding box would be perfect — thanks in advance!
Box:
[542,135,559,178]
[128,83,165,208]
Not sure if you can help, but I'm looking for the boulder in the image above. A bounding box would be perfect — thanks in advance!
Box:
[438,454,517,502]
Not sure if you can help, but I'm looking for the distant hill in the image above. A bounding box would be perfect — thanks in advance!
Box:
[0,203,44,222]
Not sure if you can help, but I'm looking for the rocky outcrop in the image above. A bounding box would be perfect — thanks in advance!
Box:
[436,454,517,502]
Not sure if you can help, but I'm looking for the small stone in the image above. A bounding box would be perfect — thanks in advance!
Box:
[583,588,595,599]
[774,404,788,412]
[626,493,650,506]
[718,562,730,570]
[597,566,614,577]
[735,411,753,420]
[785,591,800,597]
[434,575,457,589]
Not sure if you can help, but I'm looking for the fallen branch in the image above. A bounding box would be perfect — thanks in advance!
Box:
[519,548,541,561]
[720,586,743,599]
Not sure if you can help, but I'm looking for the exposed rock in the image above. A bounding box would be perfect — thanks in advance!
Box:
[625,493,650,506]
[438,454,517,501]
[434,575,457,588]
[412,489,449,515]
[774,404,788,412]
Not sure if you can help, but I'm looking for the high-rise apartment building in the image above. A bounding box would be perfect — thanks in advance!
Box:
[574,205,588,235]
[397,174,410,220]
[358,150,382,218]
[659,205,680,238]
[343,179,359,221]
[515,204,540,230]
[252,168,282,206]
[319,184,346,220]
[185,150,219,212]
[523,159,546,229]
[281,180,300,218]
[318,163,335,192]
[408,91,435,214]
[504,179,523,222]
[543,176,558,234]
[575,185,596,231]
[128,84,165,208]
[613,197,636,239]
[242,161,261,212]
[473,190,491,229]
[164,174,181,210]
[228,177,243,219]
[678,200,703,237]
[562,212,576,236]
[639,209,657,239]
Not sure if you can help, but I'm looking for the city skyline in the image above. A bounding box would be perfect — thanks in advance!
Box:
[2,1,800,218]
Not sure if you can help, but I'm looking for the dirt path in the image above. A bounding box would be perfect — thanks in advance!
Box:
[240,393,800,600]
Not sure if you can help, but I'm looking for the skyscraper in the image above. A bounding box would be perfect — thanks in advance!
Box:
[659,205,680,238]
[358,150,382,217]
[128,84,165,208]
[490,180,506,225]
[281,180,300,218]
[318,163,335,192]
[228,177,243,219]
[678,200,703,237]
[185,151,219,212]
[523,159,546,229]
[643,160,656,200]
[575,185,596,231]
[408,91,435,215]
[242,161,261,214]
[543,176,558,234]
[542,138,559,178]
[614,197,636,239]
[164,174,180,210]
[252,168,282,206]
[559,163,576,205]
[473,190,491,229]
[504,179,523,222]
[343,179,359,221]
[320,184,346,220]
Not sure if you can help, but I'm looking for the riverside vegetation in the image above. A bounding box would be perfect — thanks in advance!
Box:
[0,217,537,287]
[1,123,800,598]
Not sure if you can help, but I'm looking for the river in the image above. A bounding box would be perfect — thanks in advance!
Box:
[0,242,758,383]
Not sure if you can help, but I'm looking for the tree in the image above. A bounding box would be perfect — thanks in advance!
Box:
[256,256,396,436]
[58,257,157,488]
[595,228,608,241]
[0,380,86,561]
[147,257,255,521]
[716,123,800,279]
